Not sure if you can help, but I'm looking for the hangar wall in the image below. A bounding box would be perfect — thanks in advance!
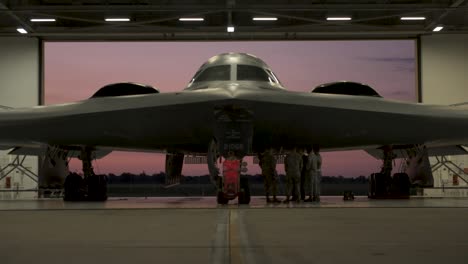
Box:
[421,34,468,105]
[421,34,468,193]
[0,37,40,199]
[0,37,40,106]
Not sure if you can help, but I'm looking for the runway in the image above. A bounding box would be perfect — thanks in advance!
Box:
[1,197,468,264]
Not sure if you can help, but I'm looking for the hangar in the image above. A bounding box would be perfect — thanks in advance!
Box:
[0,1,467,263]
[0,0,467,198]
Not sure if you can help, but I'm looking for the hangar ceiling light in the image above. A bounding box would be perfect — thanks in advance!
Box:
[16,28,27,34]
[253,17,278,21]
[105,18,130,22]
[227,26,235,32]
[326,17,352,21]
[401,17,426,20]
[433,26,444,32]
[0,1,466,40]
[179,18,204,21]
[30,18,56,22]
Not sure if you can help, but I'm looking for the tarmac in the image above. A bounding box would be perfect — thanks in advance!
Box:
[1,196,468,264]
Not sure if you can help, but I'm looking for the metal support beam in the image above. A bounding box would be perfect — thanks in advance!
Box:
[431,156,468,184]
[6,4,455,12]
[0,0,33,33]
[0,155,38,183]
[425,0,467,30]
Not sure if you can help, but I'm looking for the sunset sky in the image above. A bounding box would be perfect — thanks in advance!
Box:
[44,40,416,177]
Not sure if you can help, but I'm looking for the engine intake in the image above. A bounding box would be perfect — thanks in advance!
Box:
[91,82,159,98]
[311,81,382,97]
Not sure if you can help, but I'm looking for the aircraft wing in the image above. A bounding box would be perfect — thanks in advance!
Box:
[0,86,467,154]
[364,145,468,159]
[234,87,468,151]
[7,145,112,159]
[0,90,229,153]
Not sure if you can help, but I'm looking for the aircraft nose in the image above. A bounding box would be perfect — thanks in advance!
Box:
[224,83,242,98]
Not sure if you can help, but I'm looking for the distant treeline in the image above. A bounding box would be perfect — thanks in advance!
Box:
[63,172,370,196]
[77,172,369,185]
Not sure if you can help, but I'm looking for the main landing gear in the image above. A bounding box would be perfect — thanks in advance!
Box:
[368,145,410,199]
[63,146,107,201]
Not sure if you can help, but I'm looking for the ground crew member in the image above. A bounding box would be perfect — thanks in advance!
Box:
[284,147,303,203]
[301,149,309,201]
[381,145,395,195]
[303,149,313,202]
[381,145,394,177]
[308,144,322,202]
[259,148,280,203]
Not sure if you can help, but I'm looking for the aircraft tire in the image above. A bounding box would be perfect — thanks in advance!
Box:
[63,173,85,201]
[87,175,108,201]
[374,173,387,197]
[393,172,410,196]
[217,192,229,205]
[238,177,251,204]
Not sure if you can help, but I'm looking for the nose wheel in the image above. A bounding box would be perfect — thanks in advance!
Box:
[238,176,251,204]
[217,187,229,205]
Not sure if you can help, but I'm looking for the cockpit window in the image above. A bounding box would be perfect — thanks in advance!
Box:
[237,65,273,82]
[266,69,281,84]
[192,65,230,83]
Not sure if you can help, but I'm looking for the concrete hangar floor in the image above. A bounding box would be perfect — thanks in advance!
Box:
[1,197,468,264]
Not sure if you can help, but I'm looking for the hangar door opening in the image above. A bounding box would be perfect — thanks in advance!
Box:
[43,40,417,184]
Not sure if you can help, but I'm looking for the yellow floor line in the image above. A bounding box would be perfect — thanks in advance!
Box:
[229,209,243,264]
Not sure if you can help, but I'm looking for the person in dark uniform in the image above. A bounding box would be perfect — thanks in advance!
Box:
[284,147,303,203]
[308,144,322,202]
[381,145,396,195]
[259,148,281,203]
[300,150,309,201]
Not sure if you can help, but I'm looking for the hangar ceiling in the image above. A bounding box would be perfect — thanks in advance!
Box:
[0,0,467,40]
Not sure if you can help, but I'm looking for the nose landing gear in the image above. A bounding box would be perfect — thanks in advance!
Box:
[210,105,253,205]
